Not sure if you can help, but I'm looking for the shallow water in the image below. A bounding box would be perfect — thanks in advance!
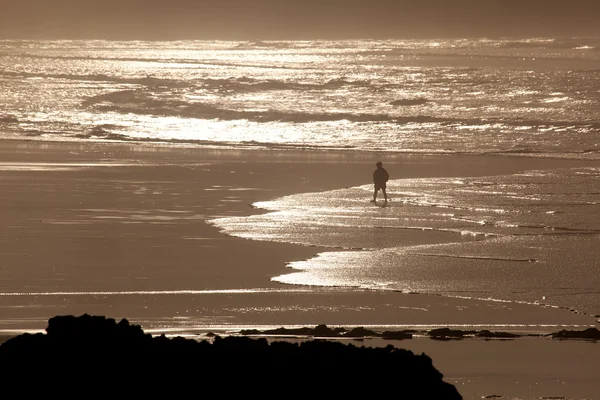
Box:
[209,167,600,317]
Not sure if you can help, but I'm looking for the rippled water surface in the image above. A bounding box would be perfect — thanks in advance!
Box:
[210,167,600,316]
[1,37,600,158]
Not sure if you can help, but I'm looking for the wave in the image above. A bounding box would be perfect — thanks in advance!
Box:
[81,89,600,131]
[9,128,599,160]
[2,52,313,71]
[0,71,190,89]
[353,44,600,63]
[498,38,598,50]
[72,133,359,151]
[5,52,200,64]
[407,50,600,65]
[350,37,599,53]
[200,77,375,93]
[1,70,382,93]
[413,253,538,263]
[232,40,299,50]
[81,92,447,123]
[73,125,125,140]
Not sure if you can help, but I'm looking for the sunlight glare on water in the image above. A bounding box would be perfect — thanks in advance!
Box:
[1,38,599,157]
[209,167,600,317]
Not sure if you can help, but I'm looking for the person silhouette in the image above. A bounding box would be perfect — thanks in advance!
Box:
[371,161,389,203]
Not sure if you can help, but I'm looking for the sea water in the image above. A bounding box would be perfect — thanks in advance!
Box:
[210,167,600,317]
[1,38,600,158]
[1,38,599,319]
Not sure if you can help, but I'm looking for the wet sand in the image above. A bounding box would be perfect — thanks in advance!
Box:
[0,139,598,399]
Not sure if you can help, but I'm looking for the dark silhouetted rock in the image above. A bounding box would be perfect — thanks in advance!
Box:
[0,314,462,399]
[313,323,346,337]
[344,327,378,337]
[381,330,413,340]
[428,328,476,340]
[476,330,520,339]
[429,328,521,340]
[551,327,600,340]
[240,324,416,341]
[241,324,347,337]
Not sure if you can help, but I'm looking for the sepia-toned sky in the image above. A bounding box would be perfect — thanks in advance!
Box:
[1,0,598,40]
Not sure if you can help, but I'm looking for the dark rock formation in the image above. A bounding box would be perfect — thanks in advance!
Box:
[344,326,378,337]
[0,314,462,399]
[428,327,476,340]
[551,327,600,340]
[240,324,348,337]
[428,328,521,340]
[381,330,414,340]
[476,330,520,339]
[241,324,413,340]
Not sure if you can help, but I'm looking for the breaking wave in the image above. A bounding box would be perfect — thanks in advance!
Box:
[81,89,600,132]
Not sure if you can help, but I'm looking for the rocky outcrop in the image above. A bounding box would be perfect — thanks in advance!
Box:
[0,314,462,399]
[241,323,414,340]
[551,327,600,340]
[428,327,521,340]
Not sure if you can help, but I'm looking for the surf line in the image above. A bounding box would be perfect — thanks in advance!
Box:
[0,288,315,296]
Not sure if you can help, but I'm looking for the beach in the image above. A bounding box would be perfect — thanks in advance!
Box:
[1,139,598,400]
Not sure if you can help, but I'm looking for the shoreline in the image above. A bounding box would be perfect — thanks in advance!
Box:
[4,136,600,161]
[1,139,598,329]
[1,316,598,400]
[1,138,599,400]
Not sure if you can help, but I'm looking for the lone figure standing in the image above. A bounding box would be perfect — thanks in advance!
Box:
[371,161,389,203]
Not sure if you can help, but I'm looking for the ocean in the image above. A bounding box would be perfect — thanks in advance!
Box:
[1,38,599,323]
[2,38,600,158]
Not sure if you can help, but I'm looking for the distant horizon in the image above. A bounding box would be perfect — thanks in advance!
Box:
[1,35,599,43]
[1,0,598,41]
